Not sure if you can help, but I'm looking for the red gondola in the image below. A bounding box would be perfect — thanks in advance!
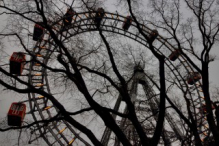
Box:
[169,49,181,61]
[10,52,26,75]
[187,72,202,85]
[63,8,76,26]
[33,22,45,41]
[94,8,105,28]
[122,16,132,31]
[148,29,158,42]
[7,103,26,126]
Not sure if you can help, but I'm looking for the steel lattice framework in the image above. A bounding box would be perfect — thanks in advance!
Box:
[19,10,209,145]
[101,67,185,146]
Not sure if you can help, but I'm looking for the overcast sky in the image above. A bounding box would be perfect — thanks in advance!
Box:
[0,0,219,145]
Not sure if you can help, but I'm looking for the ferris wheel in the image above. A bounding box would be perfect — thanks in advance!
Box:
[6,7,210,145]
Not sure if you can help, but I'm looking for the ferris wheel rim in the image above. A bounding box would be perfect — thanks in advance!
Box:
[26,10,207,145]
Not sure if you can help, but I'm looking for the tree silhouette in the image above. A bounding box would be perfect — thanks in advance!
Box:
[0,0,218,146]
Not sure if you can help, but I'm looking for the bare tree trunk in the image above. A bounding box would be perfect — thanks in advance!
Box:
[202,62,219,145]
[152,57,166,146]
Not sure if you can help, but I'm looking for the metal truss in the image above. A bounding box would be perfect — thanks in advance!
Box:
[19,10,208,145]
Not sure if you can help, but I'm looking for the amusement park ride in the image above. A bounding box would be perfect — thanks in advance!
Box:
[5,6,216,146]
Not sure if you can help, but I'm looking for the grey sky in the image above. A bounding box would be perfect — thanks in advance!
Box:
[0,0,219,145]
